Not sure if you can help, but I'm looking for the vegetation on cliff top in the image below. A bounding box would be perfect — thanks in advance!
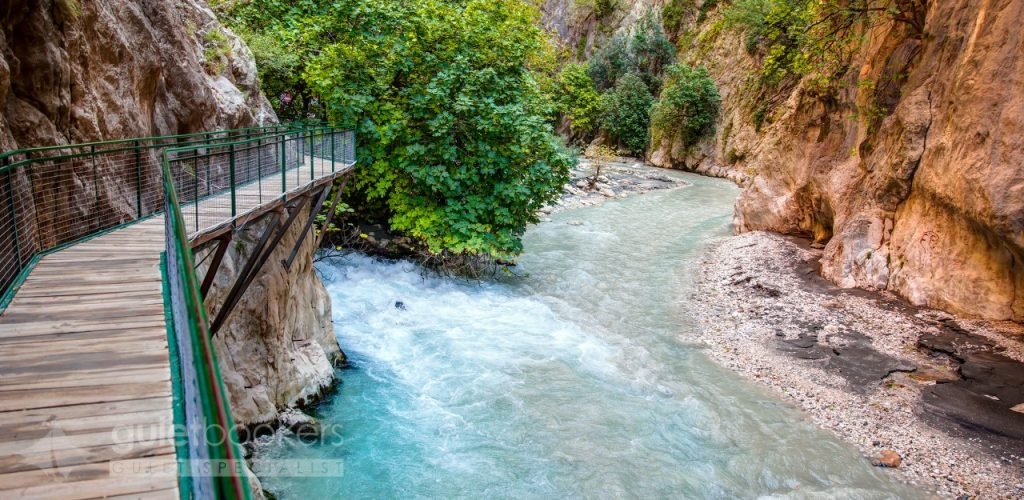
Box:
[215,0,573,261]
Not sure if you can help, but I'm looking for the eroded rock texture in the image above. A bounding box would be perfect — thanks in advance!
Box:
[732,1,1024,321]
[198,204,343,426]
[0,0,274,150]
[544,0,1024,321]
[2,0,339,425]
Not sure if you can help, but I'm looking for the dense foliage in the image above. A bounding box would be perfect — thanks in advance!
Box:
[555,63,602,138]
[587,15,675,93]
[598,73,655,157]
[651,64,720,149]
[216,0,573,260]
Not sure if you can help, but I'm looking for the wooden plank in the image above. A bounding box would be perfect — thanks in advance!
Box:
[4,300,166,315]
[0,320,167,337]
[0,367,170,390]
[0,327,168,346]
[0,440,175,476]
[1,306,167,323]
[0,381,171,412]
[13,282,162,297]
[0,341,169,368]
[0,455,177,494]
[0,422,174,457]
[0,353,170,380]
[0,408,172,442]
[0,460,178,499]
[0,397,172,422]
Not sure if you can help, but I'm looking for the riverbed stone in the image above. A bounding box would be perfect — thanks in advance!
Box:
[872,450,903,468]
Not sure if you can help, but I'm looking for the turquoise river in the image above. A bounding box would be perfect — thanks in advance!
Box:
[255,170,923,499]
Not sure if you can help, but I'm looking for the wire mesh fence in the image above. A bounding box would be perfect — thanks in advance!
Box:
[0,125,355,309]
[165,128,355,236]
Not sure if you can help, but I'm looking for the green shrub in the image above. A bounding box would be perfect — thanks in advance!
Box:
[599,73,655,157]
[588,34,631,92]
[661,0,694,36]
[556,63,602,137]
[651,64,720,149]
[587,14,674,93]
[202,29,233,76]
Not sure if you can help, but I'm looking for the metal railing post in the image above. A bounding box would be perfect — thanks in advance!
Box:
[257,138,263,203]
[92,145,99,231]
[135,140,142,218]
[5,160,21,268]
[309,129,315,180]
[193,155,200,233]
[280,134,287,194]
[331,130,336,172]
[229,143,237,217]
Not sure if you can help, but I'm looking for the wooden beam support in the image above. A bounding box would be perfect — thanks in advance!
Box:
[282,184,332,271]
[208,196,307,337]
[198,233,232,299]
[314,177,349,250]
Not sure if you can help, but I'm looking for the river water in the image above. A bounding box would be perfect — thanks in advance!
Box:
[256,171,922,499]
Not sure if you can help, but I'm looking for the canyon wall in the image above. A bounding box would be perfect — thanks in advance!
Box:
[544,0,1024,321]
[728,0,1024,321]
[0,0,274,151]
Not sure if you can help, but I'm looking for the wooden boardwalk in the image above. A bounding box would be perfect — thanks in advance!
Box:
[0,157,351,499]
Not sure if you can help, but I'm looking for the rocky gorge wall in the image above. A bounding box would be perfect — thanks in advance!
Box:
[729,0,1024,322]
[543,0,1024,322]
[0,0,274,150]
[198,204,344,427]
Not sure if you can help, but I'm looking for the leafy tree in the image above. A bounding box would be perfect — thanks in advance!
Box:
[300,0,573,260]
[211,0,324,120]
[588,34,632,92]
[598,73,655,157]
[629,14,676,91]
[587,14,675,93]
[555,63,602,138]
[651,64,720,149]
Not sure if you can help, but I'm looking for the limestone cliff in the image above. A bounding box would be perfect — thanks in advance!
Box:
[198,205,343,426]
[0,0,274,151]
[544,0,1024,321]
[726,0,1024,322]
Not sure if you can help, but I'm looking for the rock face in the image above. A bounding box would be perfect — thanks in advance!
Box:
[0,0,274,151]
[730,1,1024,321]
[199,204,343,426]
[544,0,1024,321]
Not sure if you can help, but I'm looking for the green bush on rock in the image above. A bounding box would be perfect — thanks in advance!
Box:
[598,73,655,157]
[651,64,720,150]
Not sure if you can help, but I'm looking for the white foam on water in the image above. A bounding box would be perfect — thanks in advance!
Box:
[255,172,926,499]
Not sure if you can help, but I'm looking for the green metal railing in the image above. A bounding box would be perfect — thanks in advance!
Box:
[160,126,354,499]
[163,127,354,235]
[0,124,301,310]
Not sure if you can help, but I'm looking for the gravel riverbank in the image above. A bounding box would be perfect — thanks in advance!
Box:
[689,231,1024,499]
[541,158,689,215]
